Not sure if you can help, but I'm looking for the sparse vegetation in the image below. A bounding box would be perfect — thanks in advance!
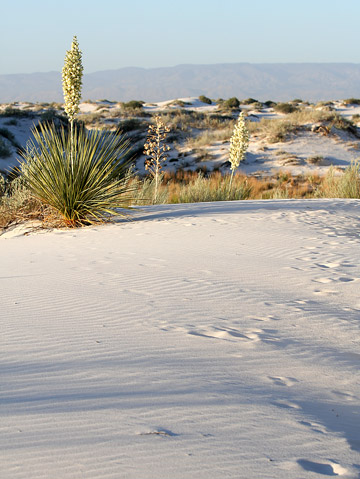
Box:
[2,82,360,232]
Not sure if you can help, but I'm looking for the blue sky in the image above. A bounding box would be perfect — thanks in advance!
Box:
[1,0,360,74]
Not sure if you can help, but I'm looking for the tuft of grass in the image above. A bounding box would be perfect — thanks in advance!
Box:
[320,162,360,198]
[185,126,234,148]
[0,176,46,229]
[19,122,135,226]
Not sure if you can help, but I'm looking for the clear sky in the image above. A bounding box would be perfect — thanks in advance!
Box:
[1,0,360,75]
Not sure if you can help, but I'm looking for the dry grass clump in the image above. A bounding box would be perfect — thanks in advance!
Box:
[130,170,326,205]
[247,118,297,143]
[186,127,234,148]
[306,155,326,165]
[320,162,360,198]
[0,176,56,230]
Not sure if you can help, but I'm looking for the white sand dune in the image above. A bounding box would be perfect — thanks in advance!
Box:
[1,199,360,479]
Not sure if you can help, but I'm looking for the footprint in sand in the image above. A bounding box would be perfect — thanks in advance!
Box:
[268,376,299,387]
[297,459,348,476]
[299,420,327,435]
[249,315,280,322]
[331,390,357,401]
[313,289,339,296]
[316,262,340,269]
[272,400,301,410]
[187,326,263,342]
[312,277,335,284]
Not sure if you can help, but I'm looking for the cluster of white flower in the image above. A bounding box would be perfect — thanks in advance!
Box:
[62,36,83,122]
[229,112,249,171]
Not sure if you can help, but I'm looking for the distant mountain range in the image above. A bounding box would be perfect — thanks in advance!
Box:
[1,63,360,103]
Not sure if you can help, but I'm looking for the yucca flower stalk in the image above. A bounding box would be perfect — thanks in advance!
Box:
[143,115,170,203]
[62,35,83,169]
[229,112,249,194]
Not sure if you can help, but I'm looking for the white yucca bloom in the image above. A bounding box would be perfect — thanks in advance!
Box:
[229,112,249,171]
[62,36,83,122]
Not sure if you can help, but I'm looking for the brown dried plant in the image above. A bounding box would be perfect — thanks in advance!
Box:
[143,115,170,203]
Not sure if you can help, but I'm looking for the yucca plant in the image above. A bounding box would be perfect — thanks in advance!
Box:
[19,122,134,226]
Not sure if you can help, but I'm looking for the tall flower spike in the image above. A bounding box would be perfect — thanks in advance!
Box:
[229,112,249,172]
[62,36,83,123]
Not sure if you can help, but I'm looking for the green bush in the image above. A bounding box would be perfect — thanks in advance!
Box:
[264,100,277,108]
[199,95,212,105]
[122,100,144,110]
[19,122,135,226]
[274,103,297,114]
[0,107,34,118]
[223,97,240,109]
[343,98,360,105]
[242,98,258,105]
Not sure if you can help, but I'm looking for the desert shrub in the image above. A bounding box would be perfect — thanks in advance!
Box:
[0,127,15,143]
[242,98,258,105]
[223,97,240,109]
[0,176,44,229]
[117,119,144,133]
[0,107,34,118]
[330,115,357,135]
[122,100,144,110]
[352,114,360,122]
[0,138,11,158]
[77,112,104,125]
[264,100,277,108]
[274,103,298,114]
[343,98,360,105]
[306,155,325,165]
[19,122,134,226]
[199,95,212,104]
[4,119,18,126]
[41,108,68,123]
[250,101,263,110]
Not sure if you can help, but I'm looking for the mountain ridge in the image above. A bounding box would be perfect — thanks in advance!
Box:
[1,63,360,103]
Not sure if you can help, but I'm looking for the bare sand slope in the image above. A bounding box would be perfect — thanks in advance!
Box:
[1,200,360,479]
